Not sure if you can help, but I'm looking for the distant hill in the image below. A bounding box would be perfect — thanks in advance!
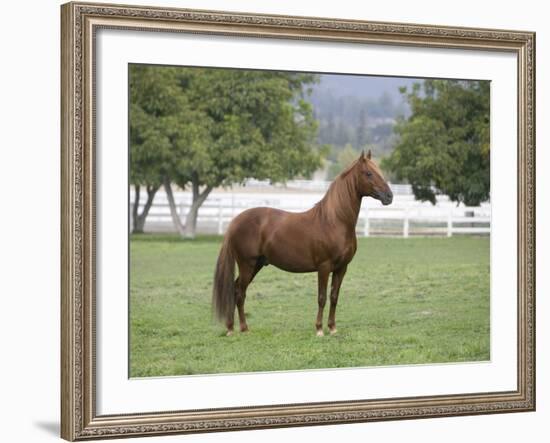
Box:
[312,74,418,102]
[305,74,422,178]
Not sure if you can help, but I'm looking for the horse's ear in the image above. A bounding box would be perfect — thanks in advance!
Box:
[359,150,365,162]
[366,149,372,160]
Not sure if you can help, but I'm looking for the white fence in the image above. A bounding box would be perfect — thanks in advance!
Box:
[131,182,490,237]
[245,178,413,195]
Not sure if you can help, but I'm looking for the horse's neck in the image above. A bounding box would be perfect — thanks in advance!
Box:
[317,174,362,229]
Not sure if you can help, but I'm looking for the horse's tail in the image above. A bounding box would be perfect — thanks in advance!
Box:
[212,235,236,323]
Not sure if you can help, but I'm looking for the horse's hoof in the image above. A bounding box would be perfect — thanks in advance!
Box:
[240,326,249,333]
[316,329,324,337]
[226,330,233,337]
[329,327,337,335]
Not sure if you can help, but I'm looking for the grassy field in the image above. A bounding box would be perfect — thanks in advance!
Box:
[130,235,490,377]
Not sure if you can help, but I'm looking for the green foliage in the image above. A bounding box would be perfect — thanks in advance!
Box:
[382,80,490,206]
[129,65,323,190]
[130,67,175,187]
[327,144,360,179]
[130,236,489,376]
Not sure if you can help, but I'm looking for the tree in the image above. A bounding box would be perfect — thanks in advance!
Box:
[327,144,360,180]
[382,80,490,206]
[130,65,323,238]
[356,107,368,149]
[324,111,336,145]
[129,66,181,233]
[130,66,211,234]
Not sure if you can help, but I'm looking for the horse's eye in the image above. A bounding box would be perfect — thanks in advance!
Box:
[365,171,373,178]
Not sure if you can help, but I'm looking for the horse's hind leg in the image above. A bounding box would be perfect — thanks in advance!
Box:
[236,258,264,332]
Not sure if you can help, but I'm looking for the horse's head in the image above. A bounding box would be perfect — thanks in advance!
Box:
[354,150,393,206]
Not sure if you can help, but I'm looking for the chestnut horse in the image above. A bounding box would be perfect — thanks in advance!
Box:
[212,150,393,336]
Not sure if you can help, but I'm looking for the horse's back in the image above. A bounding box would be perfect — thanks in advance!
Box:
[225,207,285,258]
[228,207,287,234]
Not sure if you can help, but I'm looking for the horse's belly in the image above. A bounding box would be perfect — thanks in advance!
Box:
[259,213,355,273]
[263,239,317,273]
[267,255,317,273]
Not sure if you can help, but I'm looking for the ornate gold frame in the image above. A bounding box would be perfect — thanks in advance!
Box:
[61,2,536,440]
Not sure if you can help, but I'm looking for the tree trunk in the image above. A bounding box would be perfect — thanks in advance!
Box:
[132,184,158,234]
[184,177,213,239]
[132,185,141,233]
[163,177,186,236]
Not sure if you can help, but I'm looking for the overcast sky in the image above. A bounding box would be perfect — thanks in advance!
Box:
[312,74,420,102]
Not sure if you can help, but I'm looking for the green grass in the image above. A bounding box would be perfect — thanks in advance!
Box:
[130,235,490,377]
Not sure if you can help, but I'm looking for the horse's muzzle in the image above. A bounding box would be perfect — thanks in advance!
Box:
[380,190,393,206]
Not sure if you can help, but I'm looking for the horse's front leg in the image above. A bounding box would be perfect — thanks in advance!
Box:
[328,265,347,335]
[315,266,331,337]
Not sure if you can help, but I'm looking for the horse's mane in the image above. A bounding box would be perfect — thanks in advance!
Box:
[338,159,359,178]
[314,160,361,225]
